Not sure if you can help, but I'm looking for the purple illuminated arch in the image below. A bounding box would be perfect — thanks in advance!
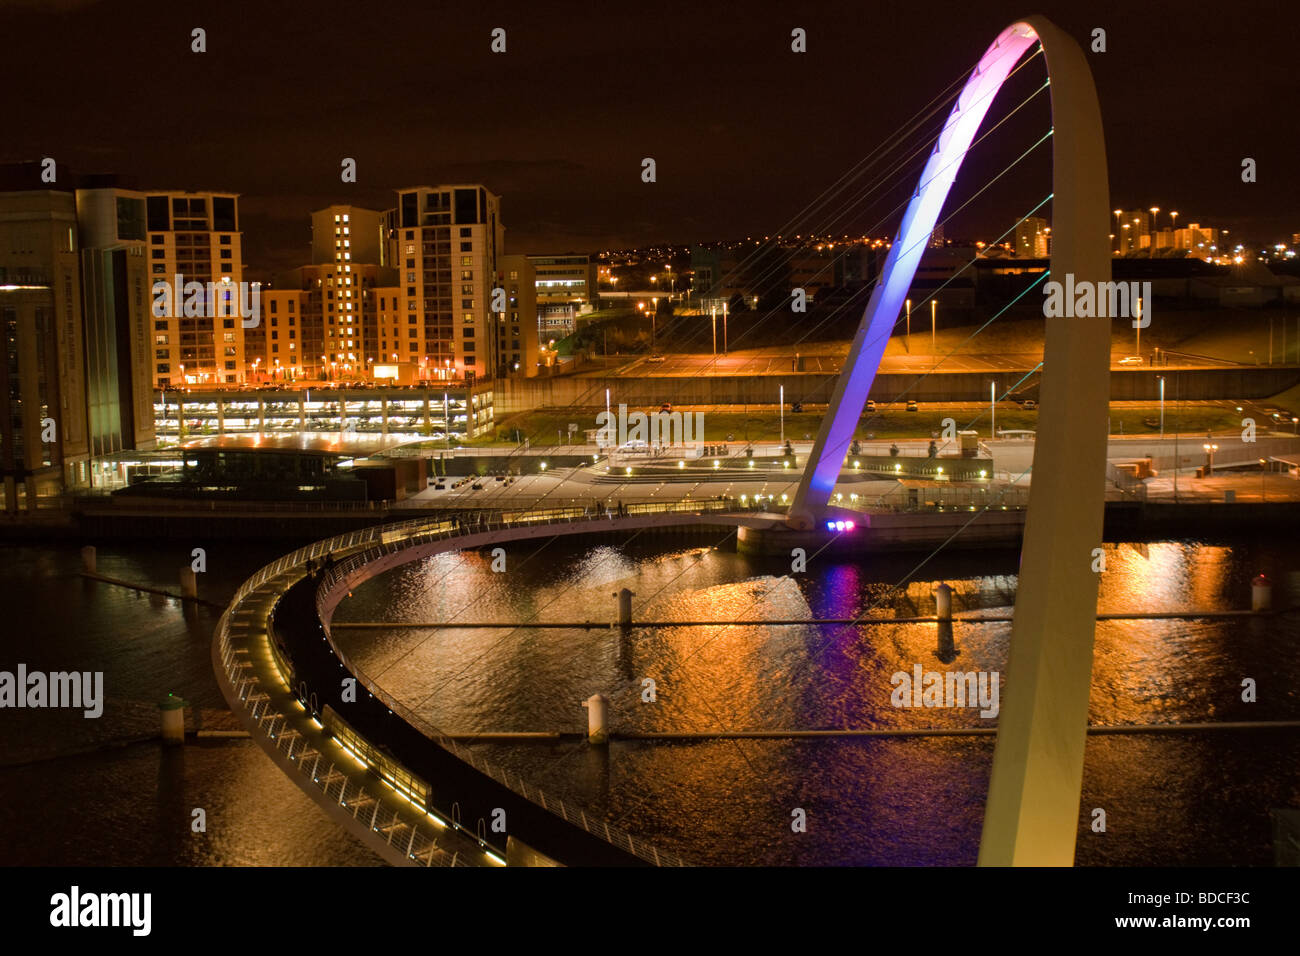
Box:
[789,21,1044,524]
[789,18,1114,866]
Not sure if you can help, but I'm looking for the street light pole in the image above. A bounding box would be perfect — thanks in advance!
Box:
[930,299,937,355]
[1135,296,1142,358]
[780,384,785,446]
[905,298,911,353]
[1158,375,1165,438]
[991,380,996,439]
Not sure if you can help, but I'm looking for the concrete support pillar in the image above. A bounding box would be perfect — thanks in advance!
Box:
[382,397,389,436]
[159,695,187,745]
[935,582,953,621]
[80,545,96,574]
[582,694,608,745]
[257,398,265,434]
[1252,574,1272,612]
[176,400,185,438]
[616,588,634,628]
[179,566,197,599]
[217,398,225,435]
[424,396,432,436]
[299,396,306,431]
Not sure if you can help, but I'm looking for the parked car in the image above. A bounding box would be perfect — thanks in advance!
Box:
[906,400,918,412]
[660,402,672,412]
[865,399,876,412]
[1118,355,1143,366]
[646,354,666,363]
[1022,399,1037,409]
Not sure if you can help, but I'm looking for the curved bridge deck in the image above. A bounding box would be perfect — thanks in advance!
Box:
[214,499,767,866]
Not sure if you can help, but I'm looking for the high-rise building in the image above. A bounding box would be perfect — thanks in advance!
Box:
[388,185,503,382]
[144,190,245,385]
[0,183,89,509]
[265,262,396,381]
[75,185,156,460]
[498,255,538,376]
[312,205,384,267]
[1014,216,1050,258]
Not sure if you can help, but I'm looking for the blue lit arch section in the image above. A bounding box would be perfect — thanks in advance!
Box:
[789,22,1043,527]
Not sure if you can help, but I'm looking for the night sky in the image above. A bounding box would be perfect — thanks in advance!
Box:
[4,0,1296,278]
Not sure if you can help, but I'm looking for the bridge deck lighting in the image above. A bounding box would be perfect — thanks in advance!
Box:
[678,460,685,468]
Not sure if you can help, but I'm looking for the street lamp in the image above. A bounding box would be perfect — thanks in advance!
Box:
[1202,441,1218,476]
[930,299,937,355]
[1261,458,1267,502]
[905,298,911,352]
[1113,209,1123,251]
[1149,207,1159,255]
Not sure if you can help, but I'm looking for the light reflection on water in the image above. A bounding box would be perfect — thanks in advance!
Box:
[334,538,1300,866]
[1,536,1294,867]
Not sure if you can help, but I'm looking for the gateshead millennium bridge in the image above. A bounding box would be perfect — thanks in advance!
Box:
[215,17,1117,867]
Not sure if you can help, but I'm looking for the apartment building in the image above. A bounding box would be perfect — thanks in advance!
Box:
[144,190,245,385]
[389,185,503,383]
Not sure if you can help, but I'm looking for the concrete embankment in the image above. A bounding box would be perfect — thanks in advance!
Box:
[6,498,1300,548]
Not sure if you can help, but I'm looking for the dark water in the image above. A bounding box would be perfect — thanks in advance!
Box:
[331,534,1300,866]
[0,541,379,866]
[1,533,1296,866]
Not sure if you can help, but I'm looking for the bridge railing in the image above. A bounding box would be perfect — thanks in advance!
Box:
[217,497,744,866]
[213,572,465,866]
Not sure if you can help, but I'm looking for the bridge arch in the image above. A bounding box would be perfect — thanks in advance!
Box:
[789,17,1112,865]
